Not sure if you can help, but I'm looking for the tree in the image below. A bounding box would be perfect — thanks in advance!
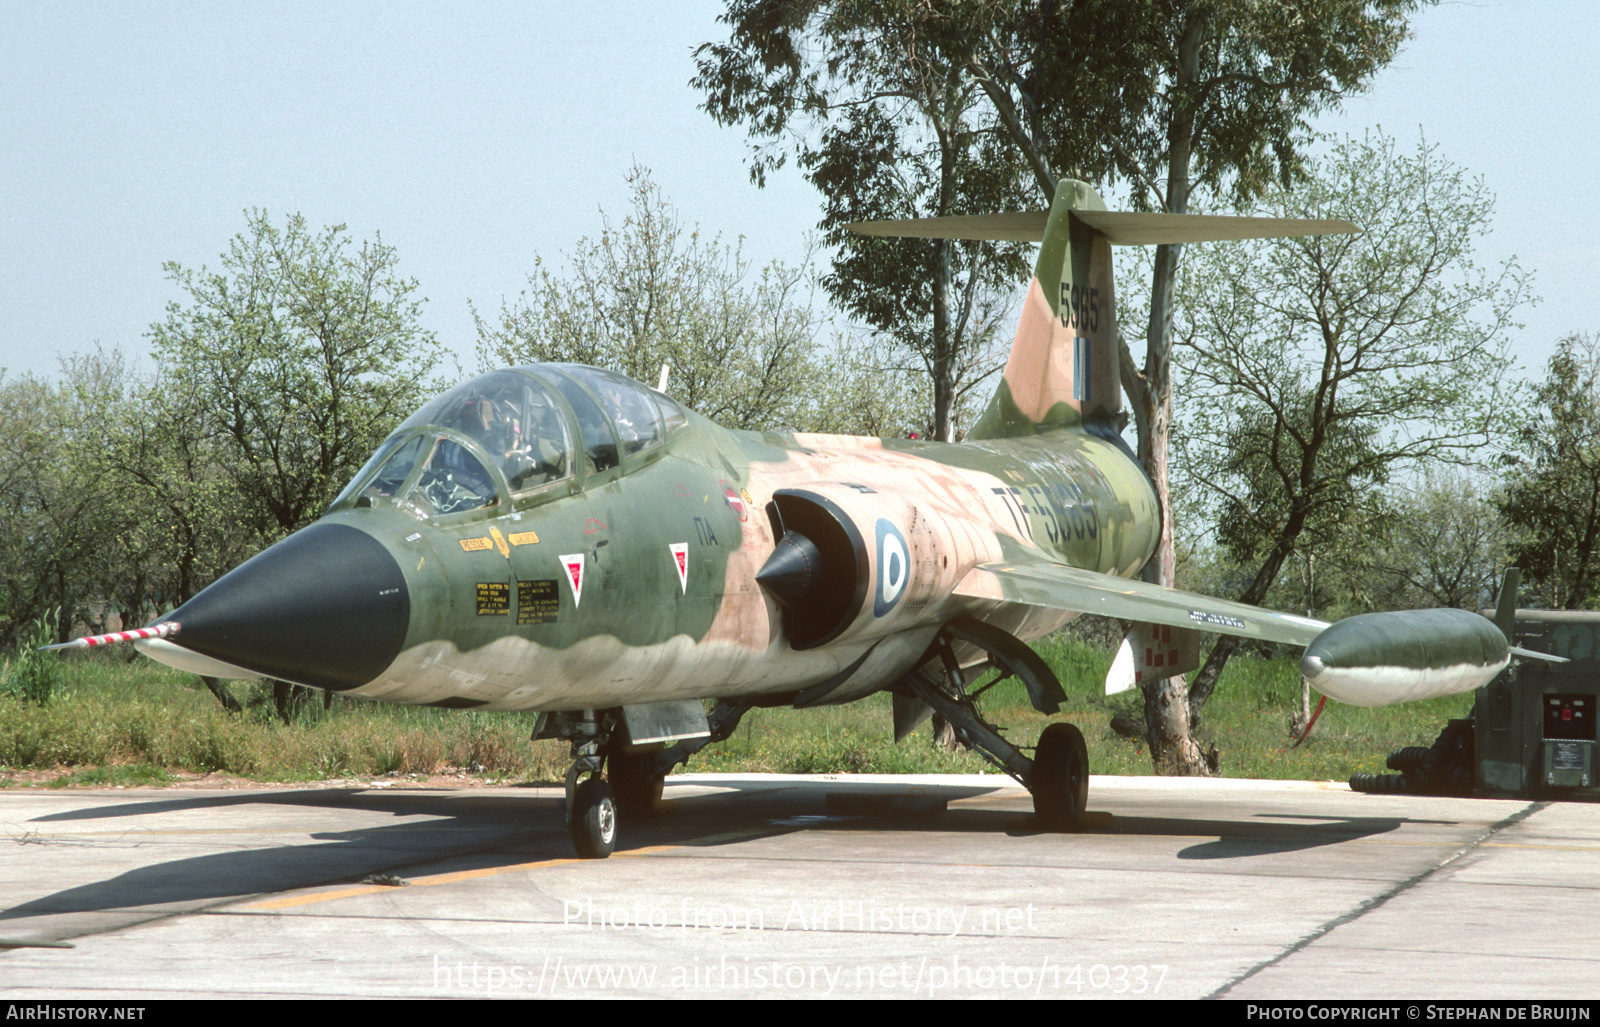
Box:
[150,210,443,539]
[695,1,1033,442]
[800,333,932,437]
[698,0,1429,773]
[476,167,916,436]
[0,350,145,646]
[1363,471,1507,613]
[0,371,80,645]
[1500,335,1600,610]
[1167,133,1530,722]
[984,0,1426,772]
[100,367,259,613]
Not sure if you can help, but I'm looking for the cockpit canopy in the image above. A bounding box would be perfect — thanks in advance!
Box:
[330,365,689,519]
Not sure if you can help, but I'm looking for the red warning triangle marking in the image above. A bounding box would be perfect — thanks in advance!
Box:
[559,553,584,607]
[669,542,688,593]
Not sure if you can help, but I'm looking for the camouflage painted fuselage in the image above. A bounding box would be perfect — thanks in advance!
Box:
[303,410,1157,711]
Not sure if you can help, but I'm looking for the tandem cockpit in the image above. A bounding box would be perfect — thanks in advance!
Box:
[329,364,690,519]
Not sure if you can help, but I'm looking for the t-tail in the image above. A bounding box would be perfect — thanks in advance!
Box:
[847,181,1357,441]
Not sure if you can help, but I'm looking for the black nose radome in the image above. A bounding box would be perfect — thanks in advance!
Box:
[162,522,409,690]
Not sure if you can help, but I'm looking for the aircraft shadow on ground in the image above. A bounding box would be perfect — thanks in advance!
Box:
[1164,813,1406,859]
[3,789,559,938]
[3,784,1413,941]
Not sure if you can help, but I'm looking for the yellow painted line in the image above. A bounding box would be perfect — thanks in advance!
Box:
[951,792,1025,807]
[245,886,405,910]
[238,837,765,912]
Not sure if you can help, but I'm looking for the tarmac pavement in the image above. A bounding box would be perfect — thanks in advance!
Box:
[1,774,1595,1000]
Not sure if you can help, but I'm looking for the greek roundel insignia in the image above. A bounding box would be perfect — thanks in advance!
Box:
[874,518,909,617]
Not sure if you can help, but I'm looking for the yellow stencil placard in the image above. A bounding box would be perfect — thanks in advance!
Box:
[459,537,493,552]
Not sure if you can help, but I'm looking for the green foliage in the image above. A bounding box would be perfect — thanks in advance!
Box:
[150,210,445,538]
[1500,334,1600,609]
[1173,133,1528,610]
[476,166,814,431]
[1,210,442,651]
[1,635,1474,786]
[0,373,68,645]
[801,335,932,437]
[1363,471,1506,613]
[1171,132,1528,711]
[696,2,1035,440]
[0,351,151,639]
[0,656,568,783]
[3,611,60,705]
[476,166,926,437]
[697,0,1435,771]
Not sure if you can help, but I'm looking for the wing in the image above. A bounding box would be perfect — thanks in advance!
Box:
[954,558,1329,646]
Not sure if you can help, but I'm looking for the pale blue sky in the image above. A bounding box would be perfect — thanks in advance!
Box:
[2,1,1595,385]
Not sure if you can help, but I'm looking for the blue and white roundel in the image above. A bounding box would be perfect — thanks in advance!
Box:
[874,518,909,617]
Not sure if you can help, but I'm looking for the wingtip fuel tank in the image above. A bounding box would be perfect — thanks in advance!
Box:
[1300,608,1511,707]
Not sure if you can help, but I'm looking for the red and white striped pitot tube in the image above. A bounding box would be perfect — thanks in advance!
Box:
[39,621,180,651]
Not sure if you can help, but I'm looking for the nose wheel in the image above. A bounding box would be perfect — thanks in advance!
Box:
[570,776,617,859]
[550,709,620,858]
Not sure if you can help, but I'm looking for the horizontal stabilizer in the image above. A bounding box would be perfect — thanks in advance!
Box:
[954,560,1329,646]
[846,210,1357,246]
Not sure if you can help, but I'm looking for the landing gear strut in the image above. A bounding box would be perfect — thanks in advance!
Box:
[896,621,1087,828]
[604,745,665,816]
[537,702,752,857]
[546,709,618,859]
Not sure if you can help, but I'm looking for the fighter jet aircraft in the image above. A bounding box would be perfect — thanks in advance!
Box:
[50,180,1541,858]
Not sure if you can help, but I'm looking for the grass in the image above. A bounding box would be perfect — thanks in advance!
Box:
[0,635,1471,787]
[0,657,569,786]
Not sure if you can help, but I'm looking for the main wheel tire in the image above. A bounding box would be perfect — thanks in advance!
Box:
[570,777,617,859]
[1032,722,1089,827]
[608,751,665,817]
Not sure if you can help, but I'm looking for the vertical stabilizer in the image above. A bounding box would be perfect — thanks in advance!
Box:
[967,181,1119,440]
[1494,567,1521,641]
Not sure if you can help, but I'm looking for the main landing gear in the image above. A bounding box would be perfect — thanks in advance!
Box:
[895,616,1089,828]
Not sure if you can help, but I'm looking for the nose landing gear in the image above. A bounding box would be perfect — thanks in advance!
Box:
[543,709,619,859]
[569,775,617,859]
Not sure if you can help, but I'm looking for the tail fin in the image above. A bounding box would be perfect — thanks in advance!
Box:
[847,182,1355,441]
[969,180,1120,438]
[1493,566,1521,641]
